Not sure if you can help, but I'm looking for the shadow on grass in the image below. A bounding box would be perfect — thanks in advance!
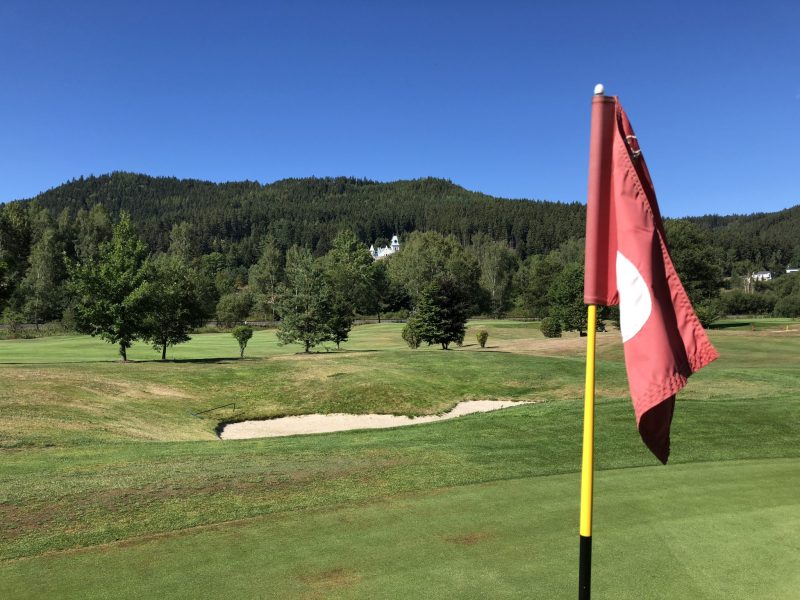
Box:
[709,322,753,330]
[0,357,250,366]
[144,357,243,364]
[292,349,380,355]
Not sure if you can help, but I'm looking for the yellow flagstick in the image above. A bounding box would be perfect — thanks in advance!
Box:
[579,303,598,599]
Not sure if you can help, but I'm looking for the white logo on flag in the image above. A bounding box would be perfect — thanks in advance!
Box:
[616,251,652,343]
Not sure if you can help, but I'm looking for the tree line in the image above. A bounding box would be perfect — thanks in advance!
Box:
[2,174,799,350]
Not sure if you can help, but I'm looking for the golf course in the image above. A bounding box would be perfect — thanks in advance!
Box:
[1,320,798,599]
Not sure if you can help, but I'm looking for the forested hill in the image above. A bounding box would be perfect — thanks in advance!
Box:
[15,171,800,269]
[686,206,800,269]
[23,172,586,262]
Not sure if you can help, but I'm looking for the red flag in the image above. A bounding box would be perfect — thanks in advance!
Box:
[584,96,719,464]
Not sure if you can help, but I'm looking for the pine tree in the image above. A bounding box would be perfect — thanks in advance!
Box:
[404,279,468,350]
[21,228,65,326]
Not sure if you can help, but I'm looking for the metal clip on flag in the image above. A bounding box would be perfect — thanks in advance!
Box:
[578,84,719,600]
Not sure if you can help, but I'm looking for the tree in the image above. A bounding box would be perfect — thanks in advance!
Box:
[232,325,254,358]
[167,222,197,264]
[664,220,724,305]
[404,279,468,350]
[20,227,65,326]
[326,296,353,349]
[322,229,374,314]
[547,263,587,334]
[515,253,564,318]
[73,204,112,263]
[773,273,800,318]
[275,246,334,352]
[67,212,150,360]
[139,254,207,360]
[216,291,253,327]
[387,231,480,308]
[0,202,32,311]
[248,236,283,320]
[368,259,410,321]
[469,233,517,318]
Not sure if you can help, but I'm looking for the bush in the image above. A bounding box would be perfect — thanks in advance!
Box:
[540,317,562,338]
[694,300,723,329]
[1,308,24,339]
[774,294,800,318]
[721,290,775,316]
[401,323,421,349]
[476,329,489,348]
[217,291,253,328]
[232,325,254,358]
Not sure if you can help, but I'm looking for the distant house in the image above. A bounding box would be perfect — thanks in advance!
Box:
[369,235,400,260]
[751,271,772,282]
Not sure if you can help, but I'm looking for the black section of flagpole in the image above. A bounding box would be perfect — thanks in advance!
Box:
[579,535,592,599]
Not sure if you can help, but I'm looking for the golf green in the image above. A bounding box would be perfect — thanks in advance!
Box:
[1,459,796,599]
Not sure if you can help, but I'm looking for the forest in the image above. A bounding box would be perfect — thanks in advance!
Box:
[1,172,798,347]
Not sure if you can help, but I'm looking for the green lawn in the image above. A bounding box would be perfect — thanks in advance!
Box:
[1,321,798,598]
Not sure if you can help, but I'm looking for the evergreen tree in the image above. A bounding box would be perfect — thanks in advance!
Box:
[515,253,564,318]
[20,228,65,326]
[67,212,150,360]
[404,279,468,350]
[664,220,724,305]
[547,262,588,334]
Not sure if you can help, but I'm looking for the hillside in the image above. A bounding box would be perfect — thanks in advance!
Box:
[687,206,800,268]
[20,172,799,269]
[24,172,586,261]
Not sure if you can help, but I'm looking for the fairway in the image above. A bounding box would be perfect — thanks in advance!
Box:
[1,321,799,598]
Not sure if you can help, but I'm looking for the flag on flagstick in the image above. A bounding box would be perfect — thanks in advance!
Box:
[584,95,719,464]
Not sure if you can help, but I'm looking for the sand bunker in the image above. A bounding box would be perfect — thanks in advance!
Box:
[219,400,529,440]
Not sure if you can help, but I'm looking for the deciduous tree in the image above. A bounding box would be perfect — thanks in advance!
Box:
[275,246,334,352]
[67,212,149,360]
[139,253,207,360]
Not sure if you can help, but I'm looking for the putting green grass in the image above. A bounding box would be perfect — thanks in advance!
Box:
[2,459,797,599]
[0,321,798,598]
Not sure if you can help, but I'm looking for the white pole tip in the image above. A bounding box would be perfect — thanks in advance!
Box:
[593,83,605,96]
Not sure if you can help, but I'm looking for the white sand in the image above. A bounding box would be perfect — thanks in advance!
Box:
[219,400,530,440]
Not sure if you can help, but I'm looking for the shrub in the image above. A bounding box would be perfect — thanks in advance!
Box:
[217,291,253,328]
[694,300,723,329]
[774,294,800,318]
[1,308,25,339]
[401,323,421,349]
[721,290,775,316]
[232,325,254,358]
[540,317,562,338]
[476,329,489,348]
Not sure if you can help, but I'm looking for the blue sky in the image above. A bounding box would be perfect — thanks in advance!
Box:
[1,0,798,217]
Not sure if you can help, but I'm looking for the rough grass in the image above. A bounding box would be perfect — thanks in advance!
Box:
[0,320,798,598]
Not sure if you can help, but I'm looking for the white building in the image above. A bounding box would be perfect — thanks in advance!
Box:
[751,271,772,282]
[369,235,400,260]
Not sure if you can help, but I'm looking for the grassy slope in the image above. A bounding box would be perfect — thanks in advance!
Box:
[1,321,798,597]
